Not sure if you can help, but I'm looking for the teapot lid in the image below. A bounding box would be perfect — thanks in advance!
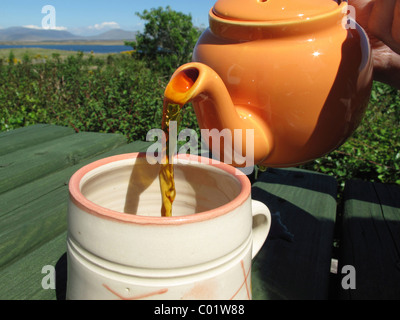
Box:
[213,0,341,22]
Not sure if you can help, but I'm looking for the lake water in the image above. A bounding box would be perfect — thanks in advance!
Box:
[0,44,132,54]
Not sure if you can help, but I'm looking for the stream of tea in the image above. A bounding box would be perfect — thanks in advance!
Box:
[159,69,198,217]
[159,100,183,217]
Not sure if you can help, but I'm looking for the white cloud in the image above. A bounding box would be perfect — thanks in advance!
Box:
[50,26,68,31]
[23,25,42,30]
[70,22,121,36]
[23,25,68,31]
[88,22,120,31]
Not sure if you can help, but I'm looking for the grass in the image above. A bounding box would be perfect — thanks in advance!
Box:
[0,40,126,45]
[0,48,109,61]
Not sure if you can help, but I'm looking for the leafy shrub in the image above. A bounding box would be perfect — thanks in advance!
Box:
[0,52,199,142]
[1,50,399,188]
[0,6,399,189]
[125,6,201,76]
[301,82,400,187]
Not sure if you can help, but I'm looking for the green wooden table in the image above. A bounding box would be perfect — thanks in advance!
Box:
[0,125,399,300]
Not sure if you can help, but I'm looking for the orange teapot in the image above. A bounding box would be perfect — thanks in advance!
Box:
[165,0,373,167]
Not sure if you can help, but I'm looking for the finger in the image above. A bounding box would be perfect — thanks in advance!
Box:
[369,0,400,54]
[393,0,400,43]
[348,0,374,28]
[369,0,395,38]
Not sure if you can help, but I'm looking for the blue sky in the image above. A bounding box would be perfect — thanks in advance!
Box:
[0,0,216,35]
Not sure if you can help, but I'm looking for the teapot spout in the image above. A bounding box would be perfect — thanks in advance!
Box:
[165,62,273,166]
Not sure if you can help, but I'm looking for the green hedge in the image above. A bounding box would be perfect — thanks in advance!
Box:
[1,51,399,186]
[0,52,198,142]
[301,82,399,187]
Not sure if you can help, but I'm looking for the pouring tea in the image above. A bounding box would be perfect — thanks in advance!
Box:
[165,0,373,168]
[159,0,374,217]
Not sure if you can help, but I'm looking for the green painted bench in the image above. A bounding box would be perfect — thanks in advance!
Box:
[338,179,400,299]
[0,125,151,300]
[251,168,338,299]
[0,124,399,300]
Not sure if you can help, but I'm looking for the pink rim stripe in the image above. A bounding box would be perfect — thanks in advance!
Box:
[69,153,250,225]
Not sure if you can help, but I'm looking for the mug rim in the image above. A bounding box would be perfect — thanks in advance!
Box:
[69,153,251,225]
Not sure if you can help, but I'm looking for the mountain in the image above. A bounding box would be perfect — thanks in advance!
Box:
[87,29,136,41]
[0,27,81,42]
[0,27,136,42]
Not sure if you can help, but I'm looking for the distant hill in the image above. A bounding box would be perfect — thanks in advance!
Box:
[0,27,80,42]
[0,27,136,42]
[87,29,136,41]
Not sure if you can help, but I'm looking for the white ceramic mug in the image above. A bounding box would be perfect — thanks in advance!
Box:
[67,153,271,300]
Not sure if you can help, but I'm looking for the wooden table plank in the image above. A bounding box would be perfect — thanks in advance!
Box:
[339,179,400,300]
[251,168,338,300]
[0,125,344,300]
[0,139,152,299]
[0,141,151,219]
[0,186,70,269]
[0,124,75,156]
[0,131,127,195]
[0,232,67,300]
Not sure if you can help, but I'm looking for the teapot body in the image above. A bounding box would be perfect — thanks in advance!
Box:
[192,6,373,167]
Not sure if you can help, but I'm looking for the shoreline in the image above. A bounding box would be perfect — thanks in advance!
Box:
[0,46,133,60]
[0,40,128,46]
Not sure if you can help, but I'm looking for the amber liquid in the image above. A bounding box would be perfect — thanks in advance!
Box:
[159,101,183,217]
[159,69,196,217]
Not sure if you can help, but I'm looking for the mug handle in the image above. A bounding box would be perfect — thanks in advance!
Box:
[251,200,272,259]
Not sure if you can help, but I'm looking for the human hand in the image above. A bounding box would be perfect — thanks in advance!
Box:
[349,0,400,89]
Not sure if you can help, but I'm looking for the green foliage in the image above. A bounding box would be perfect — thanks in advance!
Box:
[8,51,15,65]
[0,6,399,190]
[125,6,201,75]
[1,46,399,188]
[0,51,199,142]
[301,82,400,187]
